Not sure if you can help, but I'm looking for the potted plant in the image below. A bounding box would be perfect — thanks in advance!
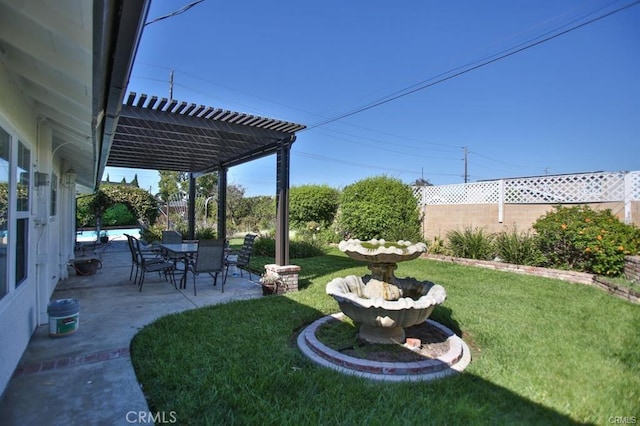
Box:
[259,271,283,295]
[99,230,109,243]
[69,257,102,276]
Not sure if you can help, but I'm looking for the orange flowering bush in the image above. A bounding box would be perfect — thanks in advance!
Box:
[533,205,640,276]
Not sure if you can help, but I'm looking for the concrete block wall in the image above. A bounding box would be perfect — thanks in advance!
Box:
[422,201,636,241]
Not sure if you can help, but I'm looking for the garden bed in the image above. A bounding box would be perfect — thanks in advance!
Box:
[422,253,639,304]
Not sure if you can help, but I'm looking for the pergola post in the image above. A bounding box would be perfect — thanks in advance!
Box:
[217,167,228,239]
[188,172,196,240]
[275,136,294,266]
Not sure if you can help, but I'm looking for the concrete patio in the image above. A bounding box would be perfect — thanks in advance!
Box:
[0,240,262,425]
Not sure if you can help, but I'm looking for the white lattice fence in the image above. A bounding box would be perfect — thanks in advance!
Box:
[415,171,639,205]
[414,171,640,226]
[418,181,500,205]
[503,172,628,203]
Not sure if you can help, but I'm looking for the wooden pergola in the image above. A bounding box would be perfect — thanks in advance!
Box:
[105,92,306,266]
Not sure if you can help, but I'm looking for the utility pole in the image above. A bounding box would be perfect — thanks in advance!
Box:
[463,146,468,183]
[169,70,174,101]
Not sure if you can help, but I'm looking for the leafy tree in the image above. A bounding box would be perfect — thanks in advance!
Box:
[242,196,276,231]
[339,175,421,241]
[158,171,188,201]
[88,189,114,236]
[131,174,139,188]
[289,184,340,229]
[414,178,432,186]
[196,173,218,197]
[226,184,247,233]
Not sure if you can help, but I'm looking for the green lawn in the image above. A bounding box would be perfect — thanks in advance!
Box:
[131,248,640,425]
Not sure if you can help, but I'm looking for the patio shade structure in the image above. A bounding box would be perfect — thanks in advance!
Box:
[106,92,306,266]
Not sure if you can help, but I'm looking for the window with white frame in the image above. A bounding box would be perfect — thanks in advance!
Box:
[0,127,9,299]
[15,140,30,287]
[51,172,57,217]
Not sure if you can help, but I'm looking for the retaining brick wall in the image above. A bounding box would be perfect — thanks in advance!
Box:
[624,255,640,283]
[421,254,639,304]
[422,254,595,285]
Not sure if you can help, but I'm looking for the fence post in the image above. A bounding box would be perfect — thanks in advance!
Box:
[498,179,504,223]
[624,172,632,224]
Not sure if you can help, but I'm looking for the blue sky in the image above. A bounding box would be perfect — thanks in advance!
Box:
[106,0,640,196]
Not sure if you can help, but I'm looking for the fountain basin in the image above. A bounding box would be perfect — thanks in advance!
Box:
[326,275,446,344]
[338,239,427,264]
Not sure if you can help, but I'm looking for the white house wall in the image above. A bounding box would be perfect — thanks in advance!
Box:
[0,57,74,396]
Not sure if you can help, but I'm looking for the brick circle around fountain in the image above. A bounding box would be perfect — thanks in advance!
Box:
[297,313,471,382]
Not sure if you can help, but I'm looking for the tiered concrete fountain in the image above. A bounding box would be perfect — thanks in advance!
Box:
[327,239,446,344]
[297,239,470,381]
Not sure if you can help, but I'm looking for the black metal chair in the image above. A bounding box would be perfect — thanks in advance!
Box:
[225,234,257,281]
[124,234,164,284]
[187,239,227,295]
[130,235,175,291]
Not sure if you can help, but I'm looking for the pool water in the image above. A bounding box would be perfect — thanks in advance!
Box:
[76,227,141,242]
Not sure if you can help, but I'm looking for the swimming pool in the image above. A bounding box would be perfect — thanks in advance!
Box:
[76,227,141,242]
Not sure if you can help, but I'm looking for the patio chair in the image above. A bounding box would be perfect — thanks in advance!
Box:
[130,236,175,291]
[162,230,183,244]
[187,239,227,295]
[225,234,257,281]
[161,230,188,264]
[125,234,165,284]
[124,234,163,284]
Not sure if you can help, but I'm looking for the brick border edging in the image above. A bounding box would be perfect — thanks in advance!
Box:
[421,254,639,304]
[12,347,130,377]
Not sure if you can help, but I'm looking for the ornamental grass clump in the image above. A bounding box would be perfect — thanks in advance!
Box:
[533,205,640,276]
[494,226,544,266]
[446,226,495,260]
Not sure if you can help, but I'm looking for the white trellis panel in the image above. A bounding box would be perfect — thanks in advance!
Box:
[629,171,640,200]
[504,172,627,204]
[415,171,639,206]
[421,181,499,205]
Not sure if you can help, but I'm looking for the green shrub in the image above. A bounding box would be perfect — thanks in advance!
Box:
[102,203,138,226]
[533,205,640,276]
[494,227,544,265]
[252,237,325,258]
[446,226,495,260]
[339,176,421,241]
[195,227,217,240]
[76,184,159,227]
[426,236,450,255]
[289,185,340,229]
[140,224,164,244]
[253,237,276,257]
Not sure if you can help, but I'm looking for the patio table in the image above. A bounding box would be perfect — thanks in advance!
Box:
[159,242,198,289]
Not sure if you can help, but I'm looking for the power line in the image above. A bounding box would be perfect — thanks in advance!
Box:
[293,150,460,177]
[145,0,205,26]
[304,0,640,131]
